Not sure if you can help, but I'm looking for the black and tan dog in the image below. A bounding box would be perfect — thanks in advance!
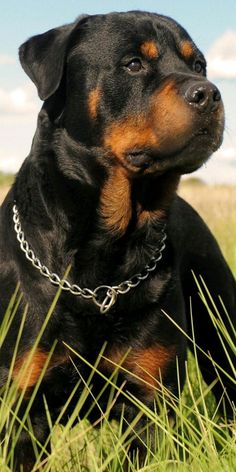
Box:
[0,10,235,470]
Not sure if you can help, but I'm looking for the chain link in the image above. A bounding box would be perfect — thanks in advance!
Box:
[12,204,166,314]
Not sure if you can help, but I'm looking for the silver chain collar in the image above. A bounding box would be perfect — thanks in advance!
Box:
[12,204,167,314]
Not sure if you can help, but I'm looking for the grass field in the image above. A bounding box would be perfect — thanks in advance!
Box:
[179,181,236,276]
[0,178,235,471]
[0,172,13,205]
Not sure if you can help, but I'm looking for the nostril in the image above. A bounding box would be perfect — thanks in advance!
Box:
[193,89,206,105]
[185,86,207,105]
[197,91,204,102]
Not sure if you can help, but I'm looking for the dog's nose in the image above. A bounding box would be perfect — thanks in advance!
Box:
[185,82,222,112]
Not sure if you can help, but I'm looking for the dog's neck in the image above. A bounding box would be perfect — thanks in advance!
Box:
[52,125,180,236]
[100,166,180,236]
[13,115,179,278]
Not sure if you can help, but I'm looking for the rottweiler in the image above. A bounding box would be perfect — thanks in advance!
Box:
[0,10,235,471]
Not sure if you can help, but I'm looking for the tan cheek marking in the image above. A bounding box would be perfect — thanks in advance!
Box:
[180,40,194,59]
[88,87,101,120]
[149,80,194,153]
[100,167,132,235]
[140,41,159,59]
[104,116,156,163]
[104,80,193,162]
[102,344,176,392]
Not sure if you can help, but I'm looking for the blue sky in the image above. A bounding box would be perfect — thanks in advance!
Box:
[0,0,236,183]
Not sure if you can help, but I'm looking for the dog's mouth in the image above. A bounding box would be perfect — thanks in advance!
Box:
[124,122,224,175]
[103,88,225,177]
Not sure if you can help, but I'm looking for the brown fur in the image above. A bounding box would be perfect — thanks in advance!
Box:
[102,344,176,392]
[140,41,159,59]
[100,166,132,235]
[88,88,101,120]
[103,80,193,166]
[13,349,67,392]
[103,115,156,166]
[179,40,194,59]
[13,350,50,390]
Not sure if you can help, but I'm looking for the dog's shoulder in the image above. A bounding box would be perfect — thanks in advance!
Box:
[168,195,220,256]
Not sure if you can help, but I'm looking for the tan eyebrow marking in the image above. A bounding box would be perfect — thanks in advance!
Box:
[180,40,194,59]
[140,41,159,59]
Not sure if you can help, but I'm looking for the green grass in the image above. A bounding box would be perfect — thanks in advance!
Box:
[0,183,235,470]
[0,278,235,471]
[0,172,14,187]
[180,184,236,276]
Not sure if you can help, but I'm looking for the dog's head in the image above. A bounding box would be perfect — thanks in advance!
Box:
[19,11,224,177]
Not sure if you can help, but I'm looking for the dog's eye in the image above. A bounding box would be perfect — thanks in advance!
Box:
[194,60,205,74]
[126,59,143,73]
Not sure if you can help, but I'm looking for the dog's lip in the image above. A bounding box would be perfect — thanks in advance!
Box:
[126,126,223,161]
[123,129,223,175]
[192,126,224,151]
[126,150,155,168]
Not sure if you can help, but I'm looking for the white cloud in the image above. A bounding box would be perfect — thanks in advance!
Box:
[0,153,21,174]
[194,144,236,184]
[0,84,39,115]
[207,31,236,80]
[0,84,39,173]
[0,54,16,65]
[218,147,236,161]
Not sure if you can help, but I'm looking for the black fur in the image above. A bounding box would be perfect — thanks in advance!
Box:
[0,11,235,471]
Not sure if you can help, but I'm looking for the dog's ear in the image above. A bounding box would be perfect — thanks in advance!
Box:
[19,22,77,101]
